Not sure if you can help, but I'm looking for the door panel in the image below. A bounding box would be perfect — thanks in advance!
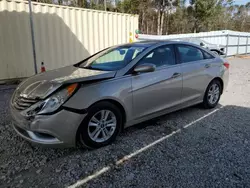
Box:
[180,59,214,103]
[176,44,215,104]
[132,65,182,120]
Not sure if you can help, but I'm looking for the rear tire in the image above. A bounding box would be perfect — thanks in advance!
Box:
[203,80,222,109]
[77,101,122,149]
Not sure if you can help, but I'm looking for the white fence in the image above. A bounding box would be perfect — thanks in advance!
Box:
[0,0,138,80]
[138,30,250,57]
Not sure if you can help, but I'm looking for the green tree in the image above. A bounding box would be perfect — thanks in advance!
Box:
[31,0,250,34]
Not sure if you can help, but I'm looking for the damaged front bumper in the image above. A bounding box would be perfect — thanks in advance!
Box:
[10,104,87,148]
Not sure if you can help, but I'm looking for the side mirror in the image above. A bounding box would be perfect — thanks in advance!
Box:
[134,63,156,73]
[200,42,205,46]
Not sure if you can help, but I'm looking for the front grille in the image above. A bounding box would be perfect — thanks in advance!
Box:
[13,95,38,111]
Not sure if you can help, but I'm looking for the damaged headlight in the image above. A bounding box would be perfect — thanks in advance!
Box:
[21,83,78,117]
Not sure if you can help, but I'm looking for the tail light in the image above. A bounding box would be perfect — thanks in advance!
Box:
[223,62,229,69]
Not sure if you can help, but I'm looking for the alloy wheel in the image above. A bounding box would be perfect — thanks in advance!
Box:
[87,110,117,143]
[207,83,220,105]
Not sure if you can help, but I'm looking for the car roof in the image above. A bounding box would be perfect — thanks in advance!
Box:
[118,40,208,49]
[120,40,175,48]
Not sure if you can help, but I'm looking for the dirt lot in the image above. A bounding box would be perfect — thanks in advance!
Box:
[1,57,250,188]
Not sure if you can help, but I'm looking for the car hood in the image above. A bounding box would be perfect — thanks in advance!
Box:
[16,66,116,100]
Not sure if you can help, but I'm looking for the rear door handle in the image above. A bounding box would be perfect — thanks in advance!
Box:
[205,64,211,68]
[171,72,181,78]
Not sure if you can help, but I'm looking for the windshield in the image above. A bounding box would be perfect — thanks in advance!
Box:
[79,45,146,71]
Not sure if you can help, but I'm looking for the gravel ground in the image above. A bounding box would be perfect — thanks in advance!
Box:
[1,57,250,188]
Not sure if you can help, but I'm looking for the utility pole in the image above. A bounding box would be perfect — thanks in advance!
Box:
[104,0,107,11]
[28,0,38,74]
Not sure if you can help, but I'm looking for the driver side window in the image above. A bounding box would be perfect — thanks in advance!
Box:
[138,45,176,68]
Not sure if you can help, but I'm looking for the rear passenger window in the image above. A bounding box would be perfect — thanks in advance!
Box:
[203,51,215,59]
[177,45,204,63]
[138,45,176,67]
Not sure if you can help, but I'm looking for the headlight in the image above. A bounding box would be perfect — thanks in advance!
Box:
[21,83,78,117]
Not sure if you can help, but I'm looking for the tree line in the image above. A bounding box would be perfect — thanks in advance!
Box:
[32,0,250,35]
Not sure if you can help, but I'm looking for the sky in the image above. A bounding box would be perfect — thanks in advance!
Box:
[234,0,249,5]
[185,0,249,6]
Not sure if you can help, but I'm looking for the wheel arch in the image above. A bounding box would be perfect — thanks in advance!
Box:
[75,98,127,146]
[211,77,224,94]
[88,99,127,124]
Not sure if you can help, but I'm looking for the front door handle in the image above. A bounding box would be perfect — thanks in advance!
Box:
[171,72,181,78]
[205,64,211,68]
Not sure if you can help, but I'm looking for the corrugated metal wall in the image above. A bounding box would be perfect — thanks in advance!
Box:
[139,30,250,57]
[0,0,138,80]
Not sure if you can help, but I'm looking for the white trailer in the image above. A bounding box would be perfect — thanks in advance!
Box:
[138,30,250,57]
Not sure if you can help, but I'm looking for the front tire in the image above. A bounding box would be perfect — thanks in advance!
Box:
[203,80,222,109]
[78,101,122,149]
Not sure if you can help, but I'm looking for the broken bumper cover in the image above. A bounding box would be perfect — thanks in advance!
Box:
[10,105,87,148]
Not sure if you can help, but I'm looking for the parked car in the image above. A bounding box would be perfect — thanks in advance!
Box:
[178,38,225,55]
[10,41,229,149]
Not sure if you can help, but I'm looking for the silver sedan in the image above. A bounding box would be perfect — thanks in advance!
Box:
[10,41,229,148]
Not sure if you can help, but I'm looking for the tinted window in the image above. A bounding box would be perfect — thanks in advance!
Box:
[138,45,176,67]
[203,51,215,59]
[177,45,204,63]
